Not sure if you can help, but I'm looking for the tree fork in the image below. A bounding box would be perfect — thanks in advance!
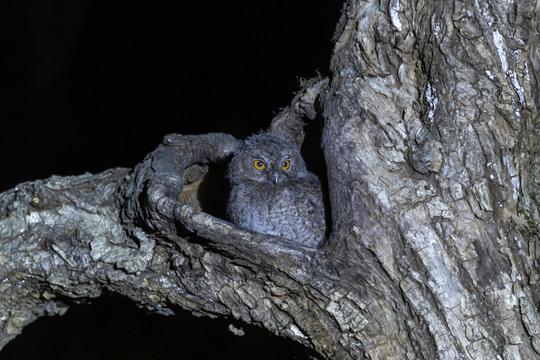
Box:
[0,81,350,358]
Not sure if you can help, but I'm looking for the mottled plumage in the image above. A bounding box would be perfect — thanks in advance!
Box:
[227,131,325,247]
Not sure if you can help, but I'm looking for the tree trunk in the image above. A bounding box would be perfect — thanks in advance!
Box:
[1,0,539,359]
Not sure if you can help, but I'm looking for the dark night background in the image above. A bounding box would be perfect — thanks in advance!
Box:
[0,1,343,359]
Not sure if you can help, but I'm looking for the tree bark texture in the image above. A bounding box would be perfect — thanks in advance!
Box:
[1,0,540,359]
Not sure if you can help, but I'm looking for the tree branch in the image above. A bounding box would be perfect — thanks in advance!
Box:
[0,80,347,358]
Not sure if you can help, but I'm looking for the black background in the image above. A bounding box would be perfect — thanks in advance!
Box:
[0,1,342,359]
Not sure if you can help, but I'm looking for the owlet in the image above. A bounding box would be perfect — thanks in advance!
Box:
[227,131,326,247]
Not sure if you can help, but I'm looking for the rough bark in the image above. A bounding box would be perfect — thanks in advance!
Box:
[320,0,540,357]
[1,0,540,359]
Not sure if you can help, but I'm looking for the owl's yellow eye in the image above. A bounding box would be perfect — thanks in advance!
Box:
[281,159,291,170]
[253,159,266,170]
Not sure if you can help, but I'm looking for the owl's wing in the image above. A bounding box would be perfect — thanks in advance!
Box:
[287,175,326,247]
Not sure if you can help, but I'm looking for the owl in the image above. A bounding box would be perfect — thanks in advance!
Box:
[227,131,326,248]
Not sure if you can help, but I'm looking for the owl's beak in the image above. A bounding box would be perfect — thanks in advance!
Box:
[273,173,279,185]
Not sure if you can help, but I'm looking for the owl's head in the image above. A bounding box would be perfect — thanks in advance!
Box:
[228,131,307,186]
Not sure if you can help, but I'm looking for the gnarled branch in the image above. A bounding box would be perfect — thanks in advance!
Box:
[0,80,345,358]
